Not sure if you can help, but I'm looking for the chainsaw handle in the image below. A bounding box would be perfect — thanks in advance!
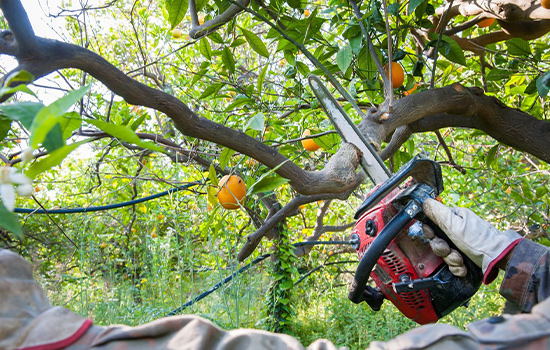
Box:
[348,200,422,304]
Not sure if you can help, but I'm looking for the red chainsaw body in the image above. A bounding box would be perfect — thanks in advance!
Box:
[352,186,444,324]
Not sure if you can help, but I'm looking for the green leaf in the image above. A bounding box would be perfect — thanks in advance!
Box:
[408,0,426,15]
[0,118,10,140]
[0,84,37,99]
[224,98,254,112]
[536,72,550,98]
[427,34,466,66]
[0,102,44,129]
[209,32,225,44]
[221,47,235,74]
[257,64,268,96]
[284,51,296,66]
[0,203,22,237]
[230,38,246,47]
[42,123,65,152]
[199,38,212,60]
[485,144,499,167]
[250,176,290,194]
[506,38,531,56]
[165,0,188,29]
[486,68,509,81]
[3,70,34,88]
[130,113,147,131]
[524,77,539,95]
[219,148,235,169]
[26,140,88,179]
[240,27,270,58]
[29,85,90,148]
[296,61,310,76]
[208,163,218,186]
[199,83,224,99]
[314,132,338,151]
[536,187,548,198]
[336,45,353,73]
[85,119,165,153]
[245,113,265,131]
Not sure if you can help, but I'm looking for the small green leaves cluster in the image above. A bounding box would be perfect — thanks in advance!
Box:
[262,223,298,333]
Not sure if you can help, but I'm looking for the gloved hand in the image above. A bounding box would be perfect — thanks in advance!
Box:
[423,198,522,284]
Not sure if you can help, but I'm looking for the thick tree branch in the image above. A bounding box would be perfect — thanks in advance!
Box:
[360,84,550,163]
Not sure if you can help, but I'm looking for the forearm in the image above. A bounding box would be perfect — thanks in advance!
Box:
[498,239,550,312]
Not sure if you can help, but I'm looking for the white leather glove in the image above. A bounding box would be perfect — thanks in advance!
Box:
[423,198,522,284]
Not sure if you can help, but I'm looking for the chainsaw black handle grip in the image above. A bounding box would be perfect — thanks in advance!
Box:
[348,200,422,304]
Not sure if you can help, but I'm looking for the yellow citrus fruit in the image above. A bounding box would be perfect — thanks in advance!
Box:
[477,18,494,28]
[542,0,550,9]
[384,62,405,89]
[171,28,182,38]
[301,129,320,151]
[217,175,247,209]
[404,82,418,96]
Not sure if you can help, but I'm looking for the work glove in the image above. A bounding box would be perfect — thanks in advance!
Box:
[423,199,522,284]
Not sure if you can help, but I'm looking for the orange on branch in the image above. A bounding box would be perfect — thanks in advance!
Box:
[384,62,405,89]
[304,9,310,16]
[301,129,320,151]
[542,0,550,9]
[477,18,495,27]
[404,83,418,96]
[171,28,182,38]
[217,175,247,209]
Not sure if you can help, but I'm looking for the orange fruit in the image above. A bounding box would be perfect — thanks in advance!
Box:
[542,0,550,9]
[304,9,310,16]
[171,28,182,38]
[217,175,247,209]
[301,129,320,151]
[299,204,306,210]
[384,62,405,89]
[34,186,40,192]
[404,82,418,96]
[477,18,494,28]
[151,232,157,238]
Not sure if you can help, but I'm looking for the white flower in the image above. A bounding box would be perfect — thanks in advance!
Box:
[0,167,32,212]
[21,147,34,163]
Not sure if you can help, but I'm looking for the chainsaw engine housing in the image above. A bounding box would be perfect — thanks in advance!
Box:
[351,186,483,324]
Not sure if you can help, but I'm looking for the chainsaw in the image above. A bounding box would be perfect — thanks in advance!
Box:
[308,76,482,325]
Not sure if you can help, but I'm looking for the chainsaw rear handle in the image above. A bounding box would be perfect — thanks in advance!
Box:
[348,199,423,304]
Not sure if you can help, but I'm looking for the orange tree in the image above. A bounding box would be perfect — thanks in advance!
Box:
[0,0,549,339]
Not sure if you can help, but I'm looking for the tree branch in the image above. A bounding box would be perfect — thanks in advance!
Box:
[361,84,550,164]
